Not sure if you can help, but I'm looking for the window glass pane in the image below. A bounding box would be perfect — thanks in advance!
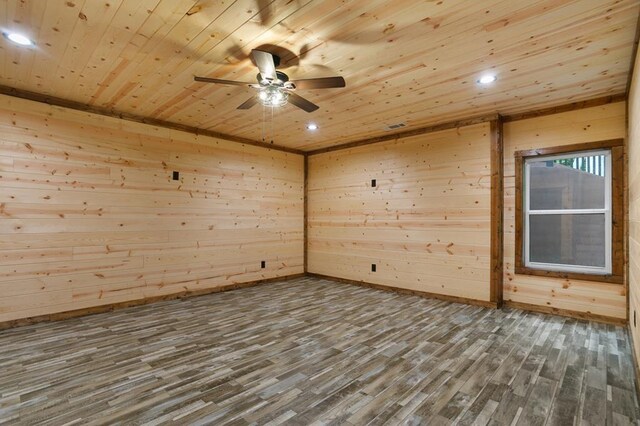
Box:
[529,214,605,268]
[529,154,606,210]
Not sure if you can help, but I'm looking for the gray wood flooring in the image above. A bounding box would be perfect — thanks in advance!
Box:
[0,276,638,425]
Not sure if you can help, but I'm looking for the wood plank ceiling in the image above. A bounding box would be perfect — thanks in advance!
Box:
[0,0,638,151]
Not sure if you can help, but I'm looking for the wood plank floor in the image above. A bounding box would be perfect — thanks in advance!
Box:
[0,276,638,425]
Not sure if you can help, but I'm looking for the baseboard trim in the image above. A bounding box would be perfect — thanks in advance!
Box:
[504,300,627,326]
[308,273,498,309]
[2,273,627,330]
[0,273,305,330]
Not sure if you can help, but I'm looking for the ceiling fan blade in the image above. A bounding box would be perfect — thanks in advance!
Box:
[194,76,253,86]
[288,92,319,113]
[251,49,277,81]
[237,96,258,110]
[291,76,346,90]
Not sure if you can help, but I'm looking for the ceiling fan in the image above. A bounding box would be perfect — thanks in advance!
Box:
[194,49,346,113]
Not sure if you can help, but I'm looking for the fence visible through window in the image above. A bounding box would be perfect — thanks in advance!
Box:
[550,154,606,177]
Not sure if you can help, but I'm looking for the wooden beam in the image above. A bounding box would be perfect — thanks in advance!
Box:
[304,154,309,273]
[0,274,305,330]
[0,85,305,156]
[490,117,504,307]
[306,114,498,156]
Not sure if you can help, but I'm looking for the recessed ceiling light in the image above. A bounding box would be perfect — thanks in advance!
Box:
[3,32,34,46]
[307,123,318,131]
[477,74,497,85]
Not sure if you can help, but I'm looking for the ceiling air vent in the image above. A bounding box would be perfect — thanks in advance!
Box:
[384,122,406,131]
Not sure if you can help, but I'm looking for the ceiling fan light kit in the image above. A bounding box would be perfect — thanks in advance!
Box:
[258,86,289,107]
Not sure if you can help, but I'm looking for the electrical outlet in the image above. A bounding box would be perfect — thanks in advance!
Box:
[371,264,376,272]
[261,261,266,269]
[172,171,180,181]
[371,179,376,188]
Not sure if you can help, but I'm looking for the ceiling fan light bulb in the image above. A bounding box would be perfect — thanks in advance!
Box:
[258,91,268,101]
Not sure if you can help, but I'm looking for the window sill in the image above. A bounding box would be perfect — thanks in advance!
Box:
[514,265,623,284]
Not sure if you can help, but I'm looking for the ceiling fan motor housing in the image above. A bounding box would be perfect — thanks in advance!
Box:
[258,70,290,86]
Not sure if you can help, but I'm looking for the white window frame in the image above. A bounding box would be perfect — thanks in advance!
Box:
[523,149,612,275]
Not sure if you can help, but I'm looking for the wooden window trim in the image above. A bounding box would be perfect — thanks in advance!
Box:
[514,138,624,284]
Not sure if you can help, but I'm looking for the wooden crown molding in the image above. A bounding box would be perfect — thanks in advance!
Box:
[502,94,628,123]
[0,85,626,157]
[0,85,305,156]
[307,114,499,156]
[307,94,626,156]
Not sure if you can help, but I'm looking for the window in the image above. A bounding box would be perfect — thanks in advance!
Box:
[525,150,611,274]
[515,139,624,284]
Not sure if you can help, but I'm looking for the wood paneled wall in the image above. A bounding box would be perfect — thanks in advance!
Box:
[629,52,640,363]
[503,102,627,320]
[0,95,304,323]
[307,123,493,303]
